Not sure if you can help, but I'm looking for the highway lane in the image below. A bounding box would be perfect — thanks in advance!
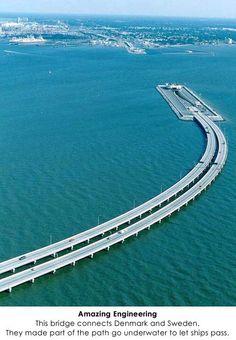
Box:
[0,114,217,275]
[0,112,227,293]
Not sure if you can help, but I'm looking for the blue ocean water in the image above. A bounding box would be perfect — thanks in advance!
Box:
[0,33,235,306]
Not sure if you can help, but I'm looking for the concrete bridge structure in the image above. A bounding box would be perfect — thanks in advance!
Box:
[0,85,228,293]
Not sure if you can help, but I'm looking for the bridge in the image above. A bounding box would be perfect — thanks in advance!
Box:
[0,85,228,293]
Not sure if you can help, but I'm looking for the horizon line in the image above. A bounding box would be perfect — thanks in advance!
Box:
[0,11,236,21]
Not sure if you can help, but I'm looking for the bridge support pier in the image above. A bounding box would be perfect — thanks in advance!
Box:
[159,220,162,224]
[128,221,131,225]
[185,203,188,207]
[53,270,56,274]
[9,287,12,293]
[115,226,119,231]
[87,239,90,244]
[31,278,35,283]
[136,233,138,237]
[34,260,36,265]
[72,262,76,266]
[71,246,74,251]
[12,268,15,273]
[148,226,151,230]
[122,239,125,244]
[107,246,110,251]
[90,254,94,259]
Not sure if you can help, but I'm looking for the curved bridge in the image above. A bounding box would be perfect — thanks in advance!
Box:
[0,90,228,293]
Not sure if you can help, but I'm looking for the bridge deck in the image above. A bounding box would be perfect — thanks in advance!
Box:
[0,86,228,293]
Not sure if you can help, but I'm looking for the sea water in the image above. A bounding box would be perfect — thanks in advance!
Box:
[0,29,235,306]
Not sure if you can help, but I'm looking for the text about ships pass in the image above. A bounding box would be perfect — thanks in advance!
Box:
[1,308,235,340]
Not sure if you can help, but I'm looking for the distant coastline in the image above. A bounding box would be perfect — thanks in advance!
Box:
[0,14,235,54]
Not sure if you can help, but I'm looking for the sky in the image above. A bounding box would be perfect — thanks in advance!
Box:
[0,0,236,19]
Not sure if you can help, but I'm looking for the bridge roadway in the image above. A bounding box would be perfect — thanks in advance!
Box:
[0,114,217,276]
[0,112,227,293]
